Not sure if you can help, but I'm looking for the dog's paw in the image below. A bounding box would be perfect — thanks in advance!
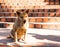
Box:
[19,40,26,44]
[21,37,25,41]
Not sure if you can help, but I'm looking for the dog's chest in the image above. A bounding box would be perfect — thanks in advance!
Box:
[16,28,26,38]
[17,28,26,34]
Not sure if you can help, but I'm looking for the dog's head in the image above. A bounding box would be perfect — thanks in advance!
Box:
[16,10,29,23]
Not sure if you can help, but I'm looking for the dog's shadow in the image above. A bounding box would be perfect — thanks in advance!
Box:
[0,38,13,44]
[0,29,13,44]
[28,33,60,42]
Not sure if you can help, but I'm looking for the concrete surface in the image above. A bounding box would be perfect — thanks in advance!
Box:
[0,28,60,46]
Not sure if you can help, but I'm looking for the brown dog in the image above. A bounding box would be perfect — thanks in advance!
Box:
[7,10,29,42]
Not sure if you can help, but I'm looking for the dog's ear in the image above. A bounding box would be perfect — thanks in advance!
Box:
[16,11,20,15]
[24,9,29,14]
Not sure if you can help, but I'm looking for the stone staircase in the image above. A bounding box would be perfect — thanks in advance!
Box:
[0,0,60,47]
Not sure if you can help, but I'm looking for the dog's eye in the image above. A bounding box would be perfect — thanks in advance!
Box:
[20,16,23,18]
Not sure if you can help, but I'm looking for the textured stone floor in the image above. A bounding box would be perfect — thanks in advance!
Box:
[0,28,60,47]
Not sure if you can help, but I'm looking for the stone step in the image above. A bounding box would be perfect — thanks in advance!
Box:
[0,28,60,47]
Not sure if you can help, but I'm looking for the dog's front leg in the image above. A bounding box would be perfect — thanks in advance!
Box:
[14,31,17,42]
[22,30,26,41]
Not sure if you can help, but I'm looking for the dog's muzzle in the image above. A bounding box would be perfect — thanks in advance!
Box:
[23,20,26,24]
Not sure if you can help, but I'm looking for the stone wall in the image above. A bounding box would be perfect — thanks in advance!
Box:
[0,0,60,29]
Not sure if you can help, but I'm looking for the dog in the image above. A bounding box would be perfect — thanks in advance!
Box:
[7,10,29,42]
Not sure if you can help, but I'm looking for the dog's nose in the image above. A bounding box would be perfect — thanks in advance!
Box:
[23,20,26,23]
[21,17,23,18]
